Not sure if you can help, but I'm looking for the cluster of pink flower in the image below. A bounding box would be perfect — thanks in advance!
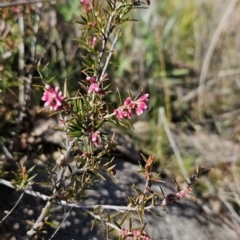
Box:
[113,94,149,121]
[86,76,104,94]
[121,227,152,240]
[41,85,67,111]
[41,84,149,150]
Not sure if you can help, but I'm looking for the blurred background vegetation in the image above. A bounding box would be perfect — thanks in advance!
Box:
[1,0,240,230]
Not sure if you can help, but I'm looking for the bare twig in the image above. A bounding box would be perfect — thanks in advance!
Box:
[100,30,120,81]
[0,178,154,212]
[27,200,51,238]
[0,178,48,199]
[96,1,124,81]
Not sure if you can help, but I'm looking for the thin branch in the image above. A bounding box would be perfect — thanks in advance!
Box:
[100,30,120,81]
[0,192,24,224]
[0,178,154,212]
[97,10,115,79]
[65,138,75,162]
[0,178,50,200]
[96,1,125,81]
[27,201,51,238]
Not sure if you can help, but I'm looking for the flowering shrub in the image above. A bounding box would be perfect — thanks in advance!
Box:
[0,0,210,239]
[32,1,154,238]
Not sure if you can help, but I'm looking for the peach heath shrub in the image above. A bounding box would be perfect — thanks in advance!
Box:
[0,1,210,239]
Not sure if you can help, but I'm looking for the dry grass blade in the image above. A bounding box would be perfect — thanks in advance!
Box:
[158,107,189,182]
[0,192,24,224]
[0,0,49,7]
[48,208,72,240]
[197,0,239,116]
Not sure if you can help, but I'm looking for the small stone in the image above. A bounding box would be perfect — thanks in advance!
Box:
[28,209,34,216]
[13,223,19,230]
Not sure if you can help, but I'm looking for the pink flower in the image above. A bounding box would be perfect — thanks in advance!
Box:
[113,108,132,120]
[86,76,96,83]
[81,151,90,159]
[86,76,105,94]
[80,0,92,11]
[176,188,189,199]
[88,83,101,93]
[41,85,66,111]
[90,22,97,28]
[143,235,152,240]
[134,94,149,115]
[120,227,152,240]
[124,97,134,107]
[121,227,127,237]
[120,228,131,240]
[113,93,149,121]
[91,131,100,147]
[133,230,141,237]
[89,36,98,47]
